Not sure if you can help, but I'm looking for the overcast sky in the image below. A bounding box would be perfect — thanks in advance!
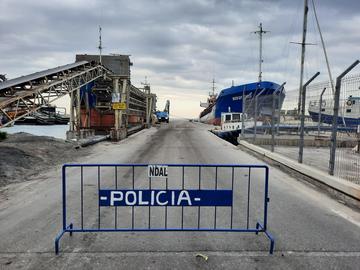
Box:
[1,0,359,117]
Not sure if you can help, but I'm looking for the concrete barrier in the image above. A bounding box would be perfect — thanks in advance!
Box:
[239,134,358,148]
[239,140,360,202]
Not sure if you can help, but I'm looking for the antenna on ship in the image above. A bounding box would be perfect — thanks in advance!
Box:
[98,25,103,64]
[253,23,269,83]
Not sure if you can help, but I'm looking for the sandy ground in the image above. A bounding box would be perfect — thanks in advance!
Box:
[0,132,88,187]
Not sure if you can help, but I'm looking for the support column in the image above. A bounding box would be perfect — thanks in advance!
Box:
[110,76,127,141]
[69,91,75,132]
[120,79,127,129]
[113,77,120,133]
[76,87,81,134]
[85,91,90,129]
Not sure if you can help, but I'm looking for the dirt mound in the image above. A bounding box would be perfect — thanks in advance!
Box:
[0,132,87,187]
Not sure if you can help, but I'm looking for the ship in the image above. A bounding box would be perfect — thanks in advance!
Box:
[199,23,285,126]
[308,96,360,127]
[199,81,285,125]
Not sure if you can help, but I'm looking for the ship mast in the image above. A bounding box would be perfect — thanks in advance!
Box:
[253,23,269,83]
[311,0,335,96]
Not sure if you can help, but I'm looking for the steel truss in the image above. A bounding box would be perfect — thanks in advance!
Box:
[0,63,111,127]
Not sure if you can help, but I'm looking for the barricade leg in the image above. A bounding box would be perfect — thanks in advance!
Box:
[55,230,65,255]
[54,223,74,255]
[255,222,261,235]
[256,222,275,254]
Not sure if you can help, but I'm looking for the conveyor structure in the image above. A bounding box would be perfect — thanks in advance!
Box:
[0,55,157,141]
[0,61,109,127]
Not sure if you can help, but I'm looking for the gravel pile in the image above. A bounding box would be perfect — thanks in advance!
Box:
[0,132,87,187]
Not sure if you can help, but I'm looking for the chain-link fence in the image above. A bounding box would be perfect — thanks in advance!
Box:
[239,73,360,186]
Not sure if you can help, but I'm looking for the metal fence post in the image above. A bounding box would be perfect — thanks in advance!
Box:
[271,91,276,152]
[318,87,327,136]
[299,72,320,163]
[254,94,258,142]
[241,89,245,139]
[271,82,286,152]
[254,88,266,142]
[276,88,282,135]
[357,125,360,154]
[329,60,359,175]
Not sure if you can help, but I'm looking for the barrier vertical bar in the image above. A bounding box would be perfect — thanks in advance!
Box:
[98,166,100,229]
[246,167,251,229]
[230,167,234,229]
[114,166,118,229]
[81,166,84,230]
[148,173,151,229]
[214,166,218,229]
[263,167,269,231]
[55,165,69,254]
[165,176,168,229]
[62,165,67,231]
[197,166,201,229]
[181,166,185,229]
[132,166,135,229]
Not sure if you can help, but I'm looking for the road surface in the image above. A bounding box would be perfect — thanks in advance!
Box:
[0,119,359,269]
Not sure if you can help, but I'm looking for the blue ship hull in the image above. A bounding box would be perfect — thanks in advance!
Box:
[309,111,360,127]
[200,81,285,125]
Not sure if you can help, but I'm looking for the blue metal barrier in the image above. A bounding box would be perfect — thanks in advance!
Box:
[55,164,275,254]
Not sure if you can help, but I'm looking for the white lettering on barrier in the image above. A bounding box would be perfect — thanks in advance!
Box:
[110,191,123,206]
[178,190,192,206]
[156,191,167,206]
[138,191,149,205]
[125,191,137,205]
[109,190,193,206]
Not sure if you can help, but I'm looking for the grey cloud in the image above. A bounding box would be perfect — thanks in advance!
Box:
[0,0,359,117]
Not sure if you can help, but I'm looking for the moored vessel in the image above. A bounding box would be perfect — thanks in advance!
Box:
[199,81,285,125]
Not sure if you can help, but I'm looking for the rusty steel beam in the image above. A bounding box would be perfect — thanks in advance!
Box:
[0,63,111,128]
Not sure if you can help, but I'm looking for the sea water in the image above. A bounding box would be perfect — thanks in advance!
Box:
[3,124,69,139]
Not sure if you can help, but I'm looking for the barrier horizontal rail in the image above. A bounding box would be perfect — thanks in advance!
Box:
[55,163,275,254]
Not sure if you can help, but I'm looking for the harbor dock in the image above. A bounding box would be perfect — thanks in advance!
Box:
[1,1,360,268]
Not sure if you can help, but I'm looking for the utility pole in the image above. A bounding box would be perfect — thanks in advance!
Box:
[291,0,317,115]
[253,23,269,83]
[297,0,309,115]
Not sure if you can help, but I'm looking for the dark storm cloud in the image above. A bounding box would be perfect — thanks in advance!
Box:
[0,0,359,117]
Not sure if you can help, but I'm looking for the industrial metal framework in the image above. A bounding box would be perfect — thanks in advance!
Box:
[0,61,110,127]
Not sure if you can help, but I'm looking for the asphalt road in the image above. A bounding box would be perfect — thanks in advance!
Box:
[0,119,359,269]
